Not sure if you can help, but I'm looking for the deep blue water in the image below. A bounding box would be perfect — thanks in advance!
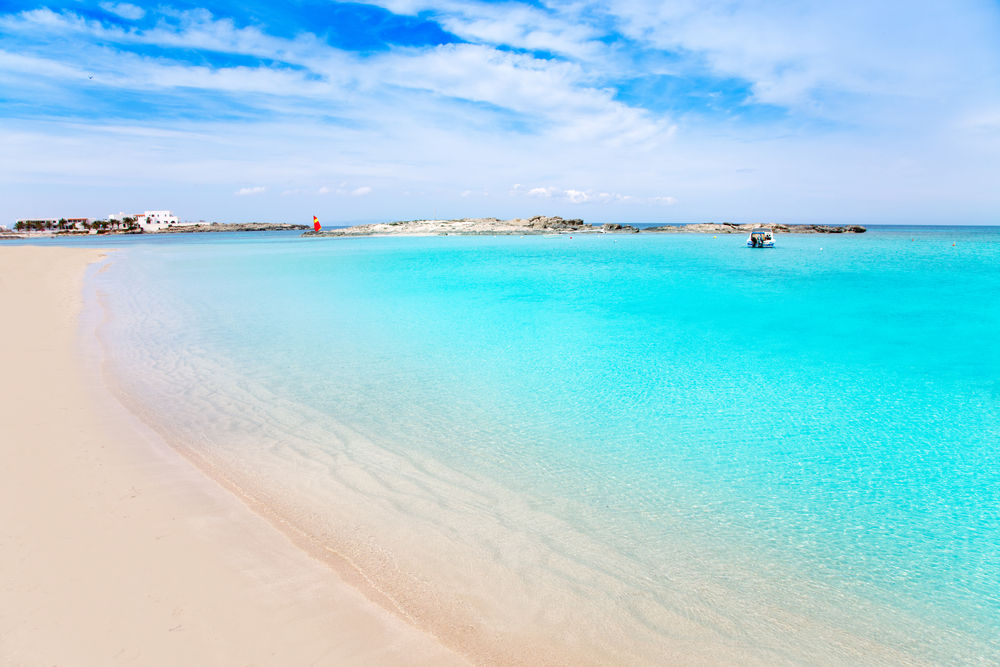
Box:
[27,227,999,661]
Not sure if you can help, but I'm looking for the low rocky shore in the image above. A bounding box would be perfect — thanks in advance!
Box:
[305,216,589,237]
[3,218,866,240]
[1,222,309,239]
[303,216,865,237]
[155,222,309,233]
[645,222,867,234]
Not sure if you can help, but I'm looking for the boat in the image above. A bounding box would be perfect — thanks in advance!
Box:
[746,228,774,248]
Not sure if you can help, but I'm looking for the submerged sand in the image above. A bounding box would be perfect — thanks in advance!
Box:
[0,246,464,666]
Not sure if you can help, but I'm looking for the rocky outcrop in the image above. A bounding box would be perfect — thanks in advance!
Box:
[524,216,587,230]
[602,223,640,233]
[304,217,866,238]
[304,216,597,237]
[813,224,867,233]
[158,222,309,233]
[646,223,866,234]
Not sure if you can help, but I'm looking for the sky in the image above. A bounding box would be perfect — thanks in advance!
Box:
[2,0,999,225]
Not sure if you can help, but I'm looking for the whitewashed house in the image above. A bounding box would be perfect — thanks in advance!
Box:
[109,210,179,231]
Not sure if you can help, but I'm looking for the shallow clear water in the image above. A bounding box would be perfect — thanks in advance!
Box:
[73,227,1000,662]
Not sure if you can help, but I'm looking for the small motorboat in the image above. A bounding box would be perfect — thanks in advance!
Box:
[746,228,774,248]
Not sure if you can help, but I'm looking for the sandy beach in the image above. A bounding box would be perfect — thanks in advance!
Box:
[0,246,464,666]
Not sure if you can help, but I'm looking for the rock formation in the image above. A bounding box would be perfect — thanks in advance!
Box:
[602,223,640,233]
[303,216,594,237]
[645,222,865,234]
[157,222,309,233]
[305,217,866,237]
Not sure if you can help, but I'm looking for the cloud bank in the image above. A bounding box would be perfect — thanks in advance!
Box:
[1,0,998,224]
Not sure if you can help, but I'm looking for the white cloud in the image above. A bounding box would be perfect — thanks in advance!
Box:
[0,7,671,147]
[99,2,145,21]
[351,186,373,196]
[591,0,1000,114]
[0,50,84,79]
[1,2,998,225]
[510,184,671,205]
[372,43,671,146]
[235,186,266,195]
[0,8,339,80]
[372,0,604,60]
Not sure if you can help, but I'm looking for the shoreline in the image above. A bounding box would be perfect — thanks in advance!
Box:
[83,241,975,666]
[0,246,464,666]
[5,236,992,664]
[303,217,867,237]
[1,222,308,239]
[3,218,864,241]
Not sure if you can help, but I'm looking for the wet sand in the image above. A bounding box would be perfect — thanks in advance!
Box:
[0,246,464,666]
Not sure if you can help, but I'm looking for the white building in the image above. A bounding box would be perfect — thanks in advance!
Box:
[142,210,179,225]
[108,210,180,231]
[109,210,179,224]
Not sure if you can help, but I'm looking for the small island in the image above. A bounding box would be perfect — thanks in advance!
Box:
[303,216,866,237]
[3,215,865,240]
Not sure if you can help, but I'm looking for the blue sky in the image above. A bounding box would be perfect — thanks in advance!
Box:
[2,0,999,225]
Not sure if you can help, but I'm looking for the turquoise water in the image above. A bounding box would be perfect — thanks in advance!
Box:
[73,228,1000,661]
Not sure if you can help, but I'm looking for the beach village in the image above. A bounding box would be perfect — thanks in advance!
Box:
[10,210,183,234]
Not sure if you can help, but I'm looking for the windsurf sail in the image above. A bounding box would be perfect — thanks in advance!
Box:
[313,215,321,232]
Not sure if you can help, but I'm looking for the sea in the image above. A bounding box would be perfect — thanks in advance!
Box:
[35,226,1000,662]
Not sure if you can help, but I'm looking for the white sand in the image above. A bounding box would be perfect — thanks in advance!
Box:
[0,246,465,666]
